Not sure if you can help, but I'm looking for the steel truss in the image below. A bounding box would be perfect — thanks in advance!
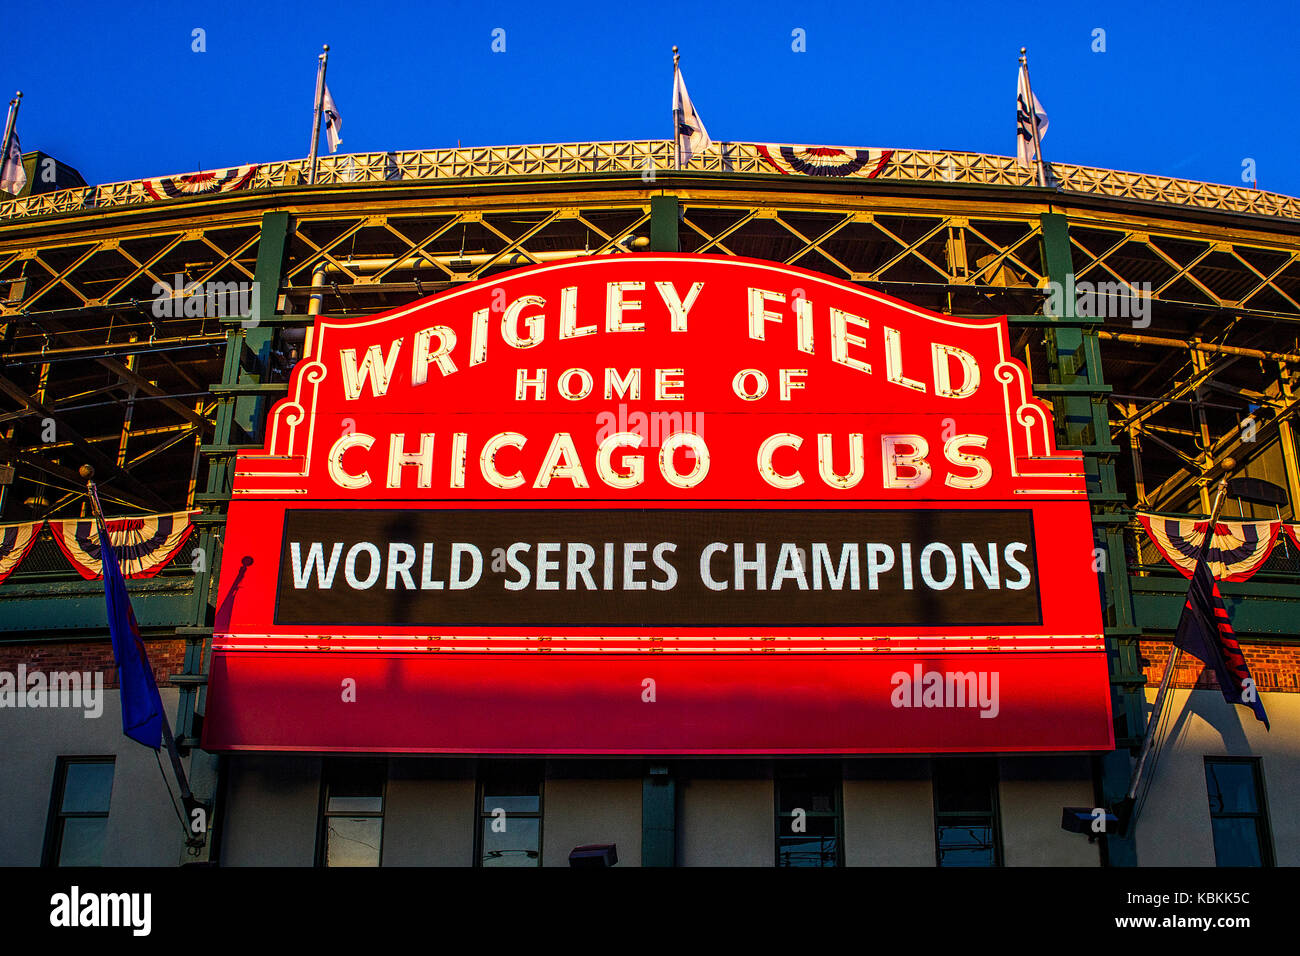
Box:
[4,141,1299,223]
[1,176,1298,524]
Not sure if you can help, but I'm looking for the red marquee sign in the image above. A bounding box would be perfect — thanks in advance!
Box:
[202,254,1113,754]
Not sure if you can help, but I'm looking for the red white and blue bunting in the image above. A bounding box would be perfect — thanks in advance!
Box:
[0,520,42,585]
[142,164,258,201]
[1285,524,1300,552]
[47,511,197,580]
[1136,513,1281,582]
[758,145,892,179]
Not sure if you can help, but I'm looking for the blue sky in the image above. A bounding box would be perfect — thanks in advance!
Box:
[4,0,1298,194]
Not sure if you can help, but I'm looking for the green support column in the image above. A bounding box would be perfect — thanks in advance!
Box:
[649,195,680,252]
[175,210,292,864]
[236,212,291,441]
[642,766,676,866]
[643,199,679,865]
[1038,212,1139,867]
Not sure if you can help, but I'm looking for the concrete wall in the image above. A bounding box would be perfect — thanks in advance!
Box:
[998,756,1100,866]
[843,763,935,866]
[679,777,774,866]
[219,754,321,866]
[220,760,645,867]
[842,757,1102,867]
[382,760,474,866]
[0,687,189,866]
[541,777,642,867]
[12,690,1291,868]
[1135,688,1298,866]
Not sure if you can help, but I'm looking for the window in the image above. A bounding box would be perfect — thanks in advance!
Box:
[476,765,542,867]
[933,758,1001,867]
[45,758,114,867]
[317,758,386,867]
[775,770,843,867]
[1205,758,1273,867]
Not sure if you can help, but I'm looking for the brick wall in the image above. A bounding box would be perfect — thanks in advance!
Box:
[0,639,189,689]
[1140,640,1300,693]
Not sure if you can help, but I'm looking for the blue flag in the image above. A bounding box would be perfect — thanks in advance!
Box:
[99,524,165,749]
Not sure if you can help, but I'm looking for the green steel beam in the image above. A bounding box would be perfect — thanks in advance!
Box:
[1131,575,1300,636]
[1040,212,1139,866]
[220,314,313,326]
[209,383,290,395]
[198,443,264,455]
[0,576,196,632]
[253,211,290,323]
[650,195,680,252]
[234,211,291,441]
[642,768,676,866]
[1032,383,1114,395]
[170,209,294,861]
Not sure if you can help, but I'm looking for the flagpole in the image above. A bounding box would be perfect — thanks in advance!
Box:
[80,465,205,845]
[1120,460,1234,820]
[672,46,682,170]
[1,91,22,178]
[1019,48,1047,188]
[307,44,329,186]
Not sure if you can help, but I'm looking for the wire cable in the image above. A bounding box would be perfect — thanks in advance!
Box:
[154,747,191,839]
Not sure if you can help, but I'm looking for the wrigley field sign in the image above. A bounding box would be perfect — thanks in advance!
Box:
[203,253,1113,754]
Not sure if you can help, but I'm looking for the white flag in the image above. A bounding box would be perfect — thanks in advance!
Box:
[672,64,711,165]
[0,132,25,195]
[1016,62,1048,168]
[322,84,342,154]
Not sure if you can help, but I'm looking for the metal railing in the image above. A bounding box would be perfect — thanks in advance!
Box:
[0,529,196,584]
[1125,519,1300,582]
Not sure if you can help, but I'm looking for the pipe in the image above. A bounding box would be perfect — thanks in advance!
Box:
[1097,329,1300,364]
[320,236,650,275]
[307,261,328,315]
[1278,368,1300,513]
[0,334,228,364]
[21,419,203,452]
[300,260,328,357]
